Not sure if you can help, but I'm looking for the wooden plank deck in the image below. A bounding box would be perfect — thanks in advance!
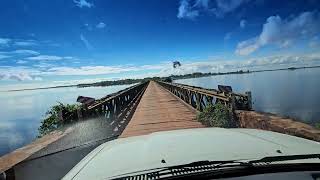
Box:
[120,81,205,138]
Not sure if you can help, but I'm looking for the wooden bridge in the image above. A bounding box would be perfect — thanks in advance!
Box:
[0,80,251,180]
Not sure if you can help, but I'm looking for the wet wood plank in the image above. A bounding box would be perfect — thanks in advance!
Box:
[120,81,205,138]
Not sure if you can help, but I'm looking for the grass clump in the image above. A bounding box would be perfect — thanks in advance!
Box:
[38,102,80,137]
[197,103,237,128]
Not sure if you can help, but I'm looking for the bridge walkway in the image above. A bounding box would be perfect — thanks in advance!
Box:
[120,81,205,138]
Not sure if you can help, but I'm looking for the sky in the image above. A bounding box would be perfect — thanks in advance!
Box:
[0,0,320,89]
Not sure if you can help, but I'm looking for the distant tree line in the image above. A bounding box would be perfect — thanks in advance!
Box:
[77,70,250,88]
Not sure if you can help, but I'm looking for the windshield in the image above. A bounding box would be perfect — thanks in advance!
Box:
[0,0,320,180]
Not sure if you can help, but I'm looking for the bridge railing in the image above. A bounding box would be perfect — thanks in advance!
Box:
[157,81,252,112]
[78,81,149,120]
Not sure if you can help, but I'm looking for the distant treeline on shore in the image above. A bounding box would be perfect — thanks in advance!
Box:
[78,65,320,88]
[77,70,251,88]
[7,65,320,91]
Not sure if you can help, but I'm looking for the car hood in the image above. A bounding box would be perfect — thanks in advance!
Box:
[63,128,320,180]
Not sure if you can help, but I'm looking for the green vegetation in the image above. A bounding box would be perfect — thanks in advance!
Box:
[38,102,80,137]
[197,103,237,128]
[77,70,250,88]
[315,122,320,129]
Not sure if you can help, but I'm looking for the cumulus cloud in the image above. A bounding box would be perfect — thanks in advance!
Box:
[1,53,320,82]
[154,54,320,76]
[236,11,320,55]
[73,0,93,8]
[80,34,93,50]
[0,66,43,81]
[0,72,33,81]
[235,37,260,55]
[240,19,247,28]
[177,0,251,19]
[177,0,199,20]
[96,22,106,29]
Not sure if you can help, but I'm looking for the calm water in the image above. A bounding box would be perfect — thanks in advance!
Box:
[176,68,320,125]
[1,68,320,156]
[0,84,132,156]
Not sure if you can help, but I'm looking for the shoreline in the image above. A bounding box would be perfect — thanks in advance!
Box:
[4,65,320,92]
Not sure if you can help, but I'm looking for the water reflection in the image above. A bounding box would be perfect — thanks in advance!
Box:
[0,84,132,155]
[176,68,320,125]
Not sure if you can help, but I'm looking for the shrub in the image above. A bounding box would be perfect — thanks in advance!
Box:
[315,122,320,129]
[38,102,79,137]
[197,103,237,128]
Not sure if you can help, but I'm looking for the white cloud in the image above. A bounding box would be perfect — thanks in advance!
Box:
[14,40,38,46]
[194,0,210,8]
[212,0,250,18]
[45,65,141,76]
[1,53,320,82]
[80,34,93,50]
[236,11,320,55]
[0,72,33,81]
[0,38,11,47]
[235,37,260,55]
[96,22,106,29]
[155,54,320,76]
[177,0,251,20]
[16,60,28,64]
[73,0,93,8]
[26,55,63,61]
[0,50,40,58]
[0,54,10,59]
[177,0,199,20]
[12,50,40,55]
[0,66,43,81]
[240,19,247,28]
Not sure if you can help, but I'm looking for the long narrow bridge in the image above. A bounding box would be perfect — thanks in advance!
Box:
[1,80,252,180]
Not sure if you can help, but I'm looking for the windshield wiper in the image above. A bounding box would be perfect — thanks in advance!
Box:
[110,160,251,180]
[248,154,320,164]
[110,154,320,180]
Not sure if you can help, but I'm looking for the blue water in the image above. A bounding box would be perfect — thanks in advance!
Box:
[176,68,320,125]
[1,68,320,156]
[0,85,132,155]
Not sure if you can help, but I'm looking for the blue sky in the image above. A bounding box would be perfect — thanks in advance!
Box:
[0,0,320,89]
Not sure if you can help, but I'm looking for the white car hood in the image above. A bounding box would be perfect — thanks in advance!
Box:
[63,128,320,180]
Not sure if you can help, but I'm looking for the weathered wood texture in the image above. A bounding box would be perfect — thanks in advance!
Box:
[236,110,320,142]
[120,81,205,138]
